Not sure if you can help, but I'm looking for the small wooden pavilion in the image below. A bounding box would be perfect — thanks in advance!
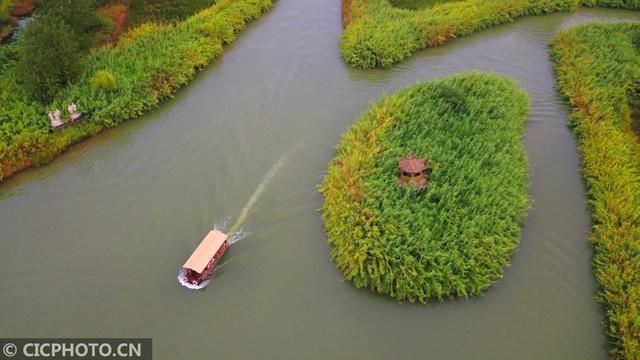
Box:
[398,155,429,190]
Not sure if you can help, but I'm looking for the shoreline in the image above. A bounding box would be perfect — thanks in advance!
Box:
[0,0,275,182]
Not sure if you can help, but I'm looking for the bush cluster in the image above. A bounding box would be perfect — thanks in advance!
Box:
[340,0,640,69]
[320,72,530,302]
[550,22,640,359]
[90,70,117,92]
[0,0,274,181]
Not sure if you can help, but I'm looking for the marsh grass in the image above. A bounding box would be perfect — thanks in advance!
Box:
[320,72,530,303]
[0,0,274,181]
[341,0,640,69]
[550,22,640,359]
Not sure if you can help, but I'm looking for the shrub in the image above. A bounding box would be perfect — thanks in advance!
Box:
[38,0,100,51]
[16,15,82,102]
[90,70,117,92]
[550,22,640,359]
[0,0,275,181]
[201,22,218,38]
[320,72,530,302]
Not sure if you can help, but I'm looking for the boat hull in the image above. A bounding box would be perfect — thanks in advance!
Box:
[183,239,230,286]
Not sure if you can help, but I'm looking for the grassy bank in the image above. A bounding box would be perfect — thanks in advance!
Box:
[320,72,530,302]
[0,0,274,181]
[550,23,640,359]
[340,0,640,69]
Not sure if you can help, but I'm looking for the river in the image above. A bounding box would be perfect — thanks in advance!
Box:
[1,2,638,359]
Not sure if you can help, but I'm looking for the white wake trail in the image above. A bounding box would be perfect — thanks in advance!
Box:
[179,143,302,290]
[227,142,301,234]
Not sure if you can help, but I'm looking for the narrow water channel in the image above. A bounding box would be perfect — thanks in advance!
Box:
[1,2,638,358]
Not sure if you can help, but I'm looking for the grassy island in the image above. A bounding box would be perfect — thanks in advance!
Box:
[550,23,640,359]
[340,0,640,69]
[0,0,273,181]
[320,72,530,302]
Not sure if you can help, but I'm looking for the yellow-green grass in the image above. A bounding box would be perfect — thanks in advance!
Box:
[0,0,274,181]
[550,22,640,359]
[341,0,640,69]
[320,72,530,302]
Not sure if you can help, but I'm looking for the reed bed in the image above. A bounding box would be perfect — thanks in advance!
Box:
[550,22,640,359]
[320,72,530,302]
[340,0,640,69]
[0,0,274,181]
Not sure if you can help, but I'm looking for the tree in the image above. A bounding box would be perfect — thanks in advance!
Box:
[16,15,81,102]
[37,0,99,51]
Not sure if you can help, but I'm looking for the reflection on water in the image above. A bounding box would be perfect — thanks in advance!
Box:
[0,3,638,359]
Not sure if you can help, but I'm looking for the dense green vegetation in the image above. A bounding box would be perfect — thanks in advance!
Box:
[387,0,460,10]
[128,0,216,25]
[550,23,640,359]
[0,0,274,181]
[320,72,530,302]
[16,14,82,101]
[2,0,219,48]
[340,0,640,69]
[38,0,103,51]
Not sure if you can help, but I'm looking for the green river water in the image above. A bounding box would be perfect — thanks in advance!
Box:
[1,2,639,359]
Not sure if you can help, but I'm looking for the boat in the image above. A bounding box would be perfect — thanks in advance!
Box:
[181,230,230,286]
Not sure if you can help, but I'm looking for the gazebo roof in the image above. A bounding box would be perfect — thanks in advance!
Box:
[398,155,426,173]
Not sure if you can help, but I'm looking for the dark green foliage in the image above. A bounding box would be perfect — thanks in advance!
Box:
[320,73,530,303]
[341,0,640,69]
[38,0,101,51]
[0,0,274,181]
[0,43,17,70]
[388,0,462,10]
[128,0,215,25]
[16,15,81,102]
[633,28,640,52]
[434,83,466,112]
[550,22,640,359]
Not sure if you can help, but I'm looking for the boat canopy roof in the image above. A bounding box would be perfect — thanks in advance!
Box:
[182,230,228,273]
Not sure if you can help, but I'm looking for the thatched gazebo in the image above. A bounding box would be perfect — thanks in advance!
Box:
[398,155,429,190]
